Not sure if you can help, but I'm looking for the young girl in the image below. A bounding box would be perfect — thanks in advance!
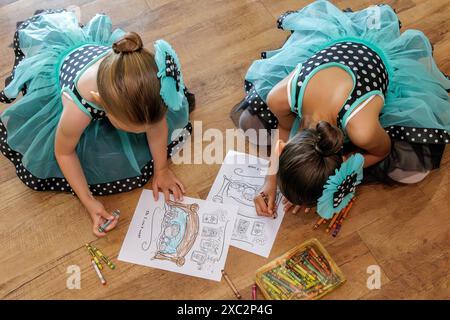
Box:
[0,10,194,236]
[235,1,450,218]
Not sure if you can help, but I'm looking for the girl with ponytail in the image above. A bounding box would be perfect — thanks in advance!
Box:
[247,2,449,219]
[0,11,194,236]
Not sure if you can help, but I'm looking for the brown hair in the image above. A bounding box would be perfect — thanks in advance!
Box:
[97,32,165,124]
[277,121,344,206]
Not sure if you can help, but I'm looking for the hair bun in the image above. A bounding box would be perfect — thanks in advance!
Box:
[112,32,143,54]
[314,121,344,157]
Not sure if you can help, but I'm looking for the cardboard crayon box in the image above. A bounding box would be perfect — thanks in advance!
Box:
[255,238,345,300]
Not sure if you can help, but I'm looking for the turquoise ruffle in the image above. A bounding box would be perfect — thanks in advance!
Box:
[154,39,186,112]
[1,11,190,184]
[245,0,450,133]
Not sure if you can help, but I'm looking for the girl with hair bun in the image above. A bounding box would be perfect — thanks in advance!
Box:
[238,2,450,219]
[0,10,195,236]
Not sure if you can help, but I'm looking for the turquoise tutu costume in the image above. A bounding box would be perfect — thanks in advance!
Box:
[0,10,193,195]
[238,1,450,182]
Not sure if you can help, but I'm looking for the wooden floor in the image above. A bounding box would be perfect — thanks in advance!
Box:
[0,0,449,300]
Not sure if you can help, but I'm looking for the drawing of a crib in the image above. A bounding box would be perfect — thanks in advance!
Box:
[154,201,199,266]
[212,175,261,207]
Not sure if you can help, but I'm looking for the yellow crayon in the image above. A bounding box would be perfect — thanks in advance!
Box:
[273,270,300,289]
[261,276,283,295]
[91,245,116,270]
[289,261,315,282]
[85,244,103,270]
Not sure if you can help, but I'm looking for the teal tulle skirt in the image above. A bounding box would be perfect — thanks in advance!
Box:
[238,1,450,182]
[0,10,192,194]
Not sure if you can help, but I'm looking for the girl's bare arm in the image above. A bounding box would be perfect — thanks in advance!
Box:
[266,72,296,143]
[346,96,391,168]
[55,94,116,236]
[255,72,296,216]
[55,94,93,202]
[146,117,185,202]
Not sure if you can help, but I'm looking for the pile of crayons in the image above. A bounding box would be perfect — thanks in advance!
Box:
[259,246,341,300]
[86,243,116,285]
[313,199,355,237]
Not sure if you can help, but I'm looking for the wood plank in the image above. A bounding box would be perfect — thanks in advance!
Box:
[0,0,449,299]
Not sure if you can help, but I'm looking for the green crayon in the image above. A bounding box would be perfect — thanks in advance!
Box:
[91,245,116,270]
[98,209,120,233]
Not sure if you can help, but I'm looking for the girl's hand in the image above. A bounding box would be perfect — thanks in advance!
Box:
[85,198,118,237]
[254,177,278,218]
[282,197,311,214]
[152,167,185,202]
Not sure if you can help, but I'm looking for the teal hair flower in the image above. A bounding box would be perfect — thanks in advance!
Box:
[154,39,185,111]
[317,153,364,219]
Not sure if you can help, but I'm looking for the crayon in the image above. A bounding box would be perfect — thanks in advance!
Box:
[86,244,103,270]
[291,269,316,289]
[307,248,332,277]
[267,272,297,292]
[283,268,306,287]
[303,255,327,279]
[327,198,354,234]
[261,276,284,299]
[332,224,342,237]
[252,284,257,300]
[91,259,106,285]
[221,270,241,299]
[326,209,345,233]
[287,257,315,280]
[277,268,303,287]
[286,260,309,279]
[330,211,345,233]
[331,200,354,235]
[283,264,303,281]
[264,273,292,294]
[261,276,283,295]
[342,199,354,218]
[305,251,329,276]
[302,260,327,283]
[259,192,278,219]
[295,262,317,283]
[279,265,305,286]
[98,209,120,233]
[91,245,116,270]
[313,218,325,229]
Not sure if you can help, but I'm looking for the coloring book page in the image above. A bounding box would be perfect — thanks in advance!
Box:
[118,190,238,281]
[207,150,285,258]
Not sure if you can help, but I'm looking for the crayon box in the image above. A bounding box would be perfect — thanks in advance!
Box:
[255,238,345,300]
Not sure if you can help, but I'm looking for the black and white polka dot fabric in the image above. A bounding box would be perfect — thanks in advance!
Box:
[277,10,297,29]
[386,126,449,144]
[240,40,450,145]
[333,172,357,208]
[241,80,278,130]
[291,41,450,144]
[0,120,193,195]
[165,53,182,91]
[292,41,389,125]
[59,45,110,120]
